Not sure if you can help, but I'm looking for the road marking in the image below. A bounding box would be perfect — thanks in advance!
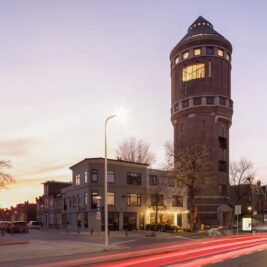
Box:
[230,255,240,258]
[175,236,192,240]
[112,239,137,245]
[212,260,223,263]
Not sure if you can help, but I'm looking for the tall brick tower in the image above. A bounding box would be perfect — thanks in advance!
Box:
[170,16,233,226]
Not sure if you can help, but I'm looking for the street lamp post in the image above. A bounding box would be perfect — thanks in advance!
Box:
[104,114,116,250]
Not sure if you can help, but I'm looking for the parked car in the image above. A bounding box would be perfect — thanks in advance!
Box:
[7,221,29,233]
[0,221,9,232]
[28,221,41,230]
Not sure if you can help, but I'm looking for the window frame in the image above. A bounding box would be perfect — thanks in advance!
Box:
[182,63,205,82]
[84,171,88,183]
[75,174,81,186]
[107,192,115,206]
[193,48,201,56]
[172,195,183,207]
[91,169,98,183]
[91,191,99,209]
[218,49,224,57]
[206,46,214,55]
[219,136,227,150]
[127,172,142,185]
[84,192,89,206]
[107,170,115,183]
[218,160,227,172]
[149,175,158,186]
[182,51,189,60]
[151,194,164,206]
[127,193,141,207]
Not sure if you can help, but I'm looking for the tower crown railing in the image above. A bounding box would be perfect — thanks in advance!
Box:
[171,95,233,115]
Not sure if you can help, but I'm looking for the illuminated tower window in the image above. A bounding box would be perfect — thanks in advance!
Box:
[182,51,189,60]
[182,63,205,82]
[218,49,224,57]
[194,48,201,56]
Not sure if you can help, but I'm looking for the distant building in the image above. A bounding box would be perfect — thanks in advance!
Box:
[230,184,267,223]
[13,202,37,221]
[170,16,233,226]
[40,180,71,227]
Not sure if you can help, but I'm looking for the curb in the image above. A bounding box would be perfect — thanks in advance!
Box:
[0,241,29,246]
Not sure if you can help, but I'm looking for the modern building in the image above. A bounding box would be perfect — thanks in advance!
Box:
[170,16,233,226]
[62,158,148,232]
[146,169,188,229]
[61,158,188,232]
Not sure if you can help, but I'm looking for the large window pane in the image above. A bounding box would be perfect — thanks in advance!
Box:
[182,63,205,82]
[127,172,141,185]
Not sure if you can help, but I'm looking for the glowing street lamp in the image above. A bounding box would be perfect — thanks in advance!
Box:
[104,114,116,250]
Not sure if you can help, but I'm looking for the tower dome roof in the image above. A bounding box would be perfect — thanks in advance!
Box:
[180,16,225,42]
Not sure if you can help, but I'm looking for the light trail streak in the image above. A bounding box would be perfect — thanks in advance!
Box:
[33,233,267,267]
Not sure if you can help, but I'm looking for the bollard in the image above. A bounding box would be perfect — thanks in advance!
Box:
[90,228,93,235]
[125,229,128,237]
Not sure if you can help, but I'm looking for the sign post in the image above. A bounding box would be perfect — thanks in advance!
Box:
[235,205,241,235]
[95,196,102,234]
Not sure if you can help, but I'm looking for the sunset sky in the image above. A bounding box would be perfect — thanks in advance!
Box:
[1,0,267,208]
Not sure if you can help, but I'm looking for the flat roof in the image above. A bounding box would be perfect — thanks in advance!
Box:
[69,157,149,169]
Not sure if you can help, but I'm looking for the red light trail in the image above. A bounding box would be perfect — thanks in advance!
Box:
[34,233,267,267]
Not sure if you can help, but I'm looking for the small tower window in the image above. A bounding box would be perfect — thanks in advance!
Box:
[206,47,214,55]
[193,97,202,105]
[175,57,179,64]
[219,137,227,149]
[182,99,189,108]
[218,160,227,172]
[206,96,214,105]
[182,51,189,60]
[226,53,230,60]
[218,49,224,57]
[220,97,226,105]
[194,48,201,56]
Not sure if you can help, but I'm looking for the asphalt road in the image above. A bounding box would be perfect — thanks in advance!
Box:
[1,229,267,267]
[0,228,192,267]
[207,249,267,267]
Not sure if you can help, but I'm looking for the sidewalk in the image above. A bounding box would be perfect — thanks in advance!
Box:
[59,228,211,240]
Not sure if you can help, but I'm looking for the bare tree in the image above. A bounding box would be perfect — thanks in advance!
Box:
[147,172,179,231]
[163,140,174,171]
[165,143,212,228]
[229,158,255,207]
[116,137,155,165]
[0,160,14,188]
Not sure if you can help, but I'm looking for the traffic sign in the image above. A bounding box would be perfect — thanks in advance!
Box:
[235,205,241,215]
